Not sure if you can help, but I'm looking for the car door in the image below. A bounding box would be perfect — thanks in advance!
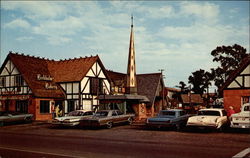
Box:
[111,111,120,124]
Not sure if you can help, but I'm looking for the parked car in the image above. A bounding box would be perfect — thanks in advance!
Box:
[146,109,192,130]
[52,110,93,127]
[230,103,250,129]
[186,108,228,130]
[0,111,33,126]
[79,110,135,129]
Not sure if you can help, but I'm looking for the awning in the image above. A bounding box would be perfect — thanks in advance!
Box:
[98,94,150,103]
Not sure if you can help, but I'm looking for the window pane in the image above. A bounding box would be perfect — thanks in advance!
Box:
[40,101,50,113]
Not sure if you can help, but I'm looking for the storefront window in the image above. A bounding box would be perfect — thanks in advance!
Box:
[40,100,50,113]
[16,100,28,113]
[67,100,75,112]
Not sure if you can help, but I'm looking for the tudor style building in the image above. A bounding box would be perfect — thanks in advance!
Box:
[220,55,250,112]
[0,52,110,120]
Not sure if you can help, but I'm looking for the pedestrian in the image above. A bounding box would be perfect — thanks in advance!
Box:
[227,106,235,117]
[51,103,55,119]
[55,105,62,117]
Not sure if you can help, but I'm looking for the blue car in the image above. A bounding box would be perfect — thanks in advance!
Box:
[146,109,192,130]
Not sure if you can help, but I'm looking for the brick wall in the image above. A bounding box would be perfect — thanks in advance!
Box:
[224,89,250,113]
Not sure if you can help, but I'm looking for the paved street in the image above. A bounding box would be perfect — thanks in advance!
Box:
[0,122,249,158]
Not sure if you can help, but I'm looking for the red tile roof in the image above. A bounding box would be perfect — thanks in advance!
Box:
[3,52,101,98]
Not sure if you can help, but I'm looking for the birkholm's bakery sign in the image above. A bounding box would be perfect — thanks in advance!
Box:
[37,74,57,90]
[37,74,53,81]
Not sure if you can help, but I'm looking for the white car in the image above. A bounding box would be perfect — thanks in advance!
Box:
[186,108,228,130]
[52,110,93,126]
[230,103,250,129]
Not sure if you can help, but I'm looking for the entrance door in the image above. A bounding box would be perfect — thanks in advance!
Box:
[67,100,75,113]
[16,100,28,113]
[5,100,10,112]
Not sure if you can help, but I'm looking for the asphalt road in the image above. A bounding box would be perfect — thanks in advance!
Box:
[0,122,249,158]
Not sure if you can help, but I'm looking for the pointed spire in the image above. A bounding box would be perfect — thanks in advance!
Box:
[126,15,137,94]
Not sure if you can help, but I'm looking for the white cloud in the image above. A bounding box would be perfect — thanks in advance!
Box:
[16,36,33,41]
[180,2,219,23]
[4,18,30,29]
[47,36,72,45]
[33,16,84,36]
[1,1,67,20]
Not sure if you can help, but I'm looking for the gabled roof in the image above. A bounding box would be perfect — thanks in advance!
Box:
[1,52,102,98]
[137,73,163,106]
[106,70,126,87]
[220,55,250,91]
[106,70,163,106]
[48,55,99,83]
[181,94,203,104]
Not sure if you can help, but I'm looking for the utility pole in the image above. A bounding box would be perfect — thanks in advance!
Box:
[159,69,165,110]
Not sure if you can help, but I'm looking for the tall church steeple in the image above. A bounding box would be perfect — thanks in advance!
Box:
[126,15,137,94]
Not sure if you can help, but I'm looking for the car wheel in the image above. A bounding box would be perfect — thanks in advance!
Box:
[106,122,113,129]
[128,117,133,125]
[25,117,32,123]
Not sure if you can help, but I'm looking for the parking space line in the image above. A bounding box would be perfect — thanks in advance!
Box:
[232,148,250,158]
[0,146,86,158]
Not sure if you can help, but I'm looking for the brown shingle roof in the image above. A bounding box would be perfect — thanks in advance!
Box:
[106,70,163,106]
[4,52,101,98]
[181,94,203,104]
[137,73,162,106]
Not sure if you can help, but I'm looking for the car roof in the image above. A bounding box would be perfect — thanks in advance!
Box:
[199,108,223,111]
[161,109,184,112]
[70,110,92,112]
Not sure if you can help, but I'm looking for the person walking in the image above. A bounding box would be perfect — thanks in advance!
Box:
[227,106,235,117]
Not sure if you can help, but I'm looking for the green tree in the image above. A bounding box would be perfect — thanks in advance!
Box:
[176,81,189,93]
[211,44,248,88]
[188,69,213,95]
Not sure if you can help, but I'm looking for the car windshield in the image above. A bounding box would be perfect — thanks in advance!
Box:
[198,110,220,116]
[159,111,176,117]
[244,106,250,111]
[94,111,109,117]
[68,111,82,116]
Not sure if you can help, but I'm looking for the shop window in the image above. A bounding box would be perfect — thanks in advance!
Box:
[40,100,50,113]
[0,77,5,87]
[90,78,103,95]
[242,96,250,104]
[16,100,28,113]
[67,100,75,113]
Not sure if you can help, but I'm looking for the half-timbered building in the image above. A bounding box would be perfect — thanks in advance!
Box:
[220,55,250,112]
[0,52,110,120]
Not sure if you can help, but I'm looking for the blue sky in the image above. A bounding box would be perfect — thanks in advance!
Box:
[1,1,249,90]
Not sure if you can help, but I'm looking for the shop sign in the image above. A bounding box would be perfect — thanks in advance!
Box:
[37,74,53,81]
[0,95,30,100]
[45,83,58,90]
